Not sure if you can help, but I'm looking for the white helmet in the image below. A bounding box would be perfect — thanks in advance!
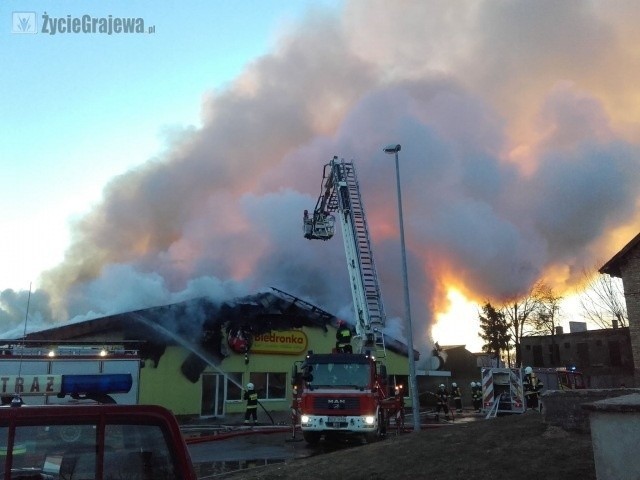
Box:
[452,382,457,388]
[524,366,533,375]
[439,384,445,388]
[470,381,476,387]
[246,383,254,390]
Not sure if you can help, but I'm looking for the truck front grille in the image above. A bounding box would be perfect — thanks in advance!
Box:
[312,396,360,411]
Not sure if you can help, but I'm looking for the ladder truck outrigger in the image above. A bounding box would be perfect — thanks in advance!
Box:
[292,156,405,444]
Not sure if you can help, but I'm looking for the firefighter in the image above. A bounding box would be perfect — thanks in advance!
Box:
[523,366,544,411]
[451,382,463,413]
[244,383,258,424]
[335,320,353,353]
[471,381,482,412]
[303,209,313,238]
[435,384,450,421]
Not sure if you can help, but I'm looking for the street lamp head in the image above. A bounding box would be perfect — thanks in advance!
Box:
[383,144,401,154]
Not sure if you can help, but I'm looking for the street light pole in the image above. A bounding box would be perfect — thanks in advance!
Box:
[383,143,421,432]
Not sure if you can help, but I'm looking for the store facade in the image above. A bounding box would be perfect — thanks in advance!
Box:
[9,290,415,419]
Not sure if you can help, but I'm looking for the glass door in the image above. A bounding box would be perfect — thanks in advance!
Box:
[201,373,226,417]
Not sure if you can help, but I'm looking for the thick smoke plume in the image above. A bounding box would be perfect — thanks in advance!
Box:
[3,1,640,355]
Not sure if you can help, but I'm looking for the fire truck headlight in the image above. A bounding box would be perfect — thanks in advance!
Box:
[364,416,375,425]
[301,415,310,424]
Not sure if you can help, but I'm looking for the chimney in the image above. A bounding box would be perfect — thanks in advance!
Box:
[555,326,564,335]
[569,321,587,333]
[612,319,619,329]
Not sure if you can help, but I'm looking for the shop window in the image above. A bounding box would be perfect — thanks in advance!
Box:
[249,372,287,400]
[226,372,243,400]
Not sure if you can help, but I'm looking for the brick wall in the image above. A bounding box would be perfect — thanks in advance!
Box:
[520,328,633,387]
[619,247,640,387]
[542,388,640,433]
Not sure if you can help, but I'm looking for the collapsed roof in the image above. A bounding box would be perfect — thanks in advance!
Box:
[18,288,414,383]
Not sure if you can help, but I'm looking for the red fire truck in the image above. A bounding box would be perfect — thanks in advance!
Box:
[0,403,196,480]
[0,375,197,480]
[291,351,403,444]
[296,157,405,444]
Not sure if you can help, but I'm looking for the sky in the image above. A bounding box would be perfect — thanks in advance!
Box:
[2,1,640,356]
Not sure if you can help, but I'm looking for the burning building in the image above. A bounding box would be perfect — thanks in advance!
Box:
[1,288,416,419]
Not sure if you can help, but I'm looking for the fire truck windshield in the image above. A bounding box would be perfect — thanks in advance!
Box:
[307,362,370,389]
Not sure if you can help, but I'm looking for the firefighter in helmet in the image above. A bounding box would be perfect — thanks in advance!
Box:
[435,384,450,421]
[244,383,258,424]
[303,210,313,238]
[335,320,353,353]
[471,381,482,412]
[523,366,544,411]
[451,382,463,413]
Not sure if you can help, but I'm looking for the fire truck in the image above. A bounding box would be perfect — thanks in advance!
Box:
[532,366,587,391]
[481,366,586,416]
[0,393,196,479]
[294,157,404,444]
[0,343,141,405]
[481,367,527,415]
[0,343,197,479]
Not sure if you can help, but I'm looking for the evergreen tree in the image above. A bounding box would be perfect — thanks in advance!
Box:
[479,302,511,364]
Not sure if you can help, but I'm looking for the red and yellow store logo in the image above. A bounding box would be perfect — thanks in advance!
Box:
[251,330,308,355]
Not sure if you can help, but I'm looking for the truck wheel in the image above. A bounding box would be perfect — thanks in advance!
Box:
[365,426,380,443]
[366,411,385,443]
[302,431,321,445]
[380,411,388,437]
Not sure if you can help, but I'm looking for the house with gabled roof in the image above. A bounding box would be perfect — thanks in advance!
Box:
[600,232,640,386]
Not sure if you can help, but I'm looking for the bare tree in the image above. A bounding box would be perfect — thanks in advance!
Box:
[578,267,627,328]
[499,281,546,367]
[532,283,563,365]
[533,284,563,334]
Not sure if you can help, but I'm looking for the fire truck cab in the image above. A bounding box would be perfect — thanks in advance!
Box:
[532,366,587,391]
[0,373,196,479]
[0,403,196,480]
[292,351,403,444]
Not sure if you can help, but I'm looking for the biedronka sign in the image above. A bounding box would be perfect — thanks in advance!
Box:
[251,330,308,355]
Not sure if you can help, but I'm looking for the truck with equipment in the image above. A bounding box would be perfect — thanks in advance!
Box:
[294,157,405,443]
[481,367,526,416]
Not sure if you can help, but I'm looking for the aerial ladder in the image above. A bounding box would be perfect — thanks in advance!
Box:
[303,156,387,356]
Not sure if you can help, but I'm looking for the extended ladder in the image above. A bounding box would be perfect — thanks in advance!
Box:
[311,157,387,356]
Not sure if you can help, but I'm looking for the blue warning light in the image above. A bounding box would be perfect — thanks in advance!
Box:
[60,374,133,395]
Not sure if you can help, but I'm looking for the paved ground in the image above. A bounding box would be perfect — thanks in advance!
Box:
[182,409,486,478]
[213,411,596,480]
